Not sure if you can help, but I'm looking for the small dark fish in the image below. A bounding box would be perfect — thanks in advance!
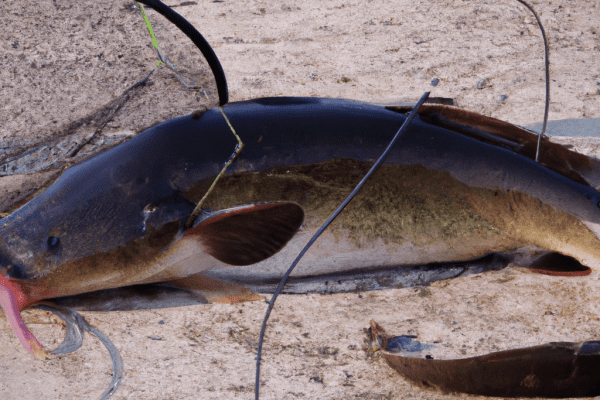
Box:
[367,320,600,398]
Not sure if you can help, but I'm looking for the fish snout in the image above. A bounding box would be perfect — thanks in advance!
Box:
[0,253,29,280]
[0,232,63,280]
[0,240,26,279]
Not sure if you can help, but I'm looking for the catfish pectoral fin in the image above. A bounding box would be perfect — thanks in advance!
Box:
[187,202,304,266]
[167,272,263,304]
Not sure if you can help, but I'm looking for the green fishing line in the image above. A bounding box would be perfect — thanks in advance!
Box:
[137,2,163,67]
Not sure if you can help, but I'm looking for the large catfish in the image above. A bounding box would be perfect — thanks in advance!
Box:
[2,97,600,355]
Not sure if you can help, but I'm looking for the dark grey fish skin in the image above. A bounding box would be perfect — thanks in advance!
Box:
[1,97,600,298]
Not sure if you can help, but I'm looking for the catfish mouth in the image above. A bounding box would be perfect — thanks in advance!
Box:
[0,250,21,280]
[2,264,29,280]
[0,249,30,280]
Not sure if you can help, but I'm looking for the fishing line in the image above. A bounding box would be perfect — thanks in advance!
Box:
[185,107,245,228]
[135,1,242,227]
[137,2,200,89]
[136,0,229,105]
[138,2,165,68]
[515,0,550,162]
[254,91,431,400]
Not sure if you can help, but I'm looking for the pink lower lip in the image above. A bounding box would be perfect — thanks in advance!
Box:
[0,273,43,354]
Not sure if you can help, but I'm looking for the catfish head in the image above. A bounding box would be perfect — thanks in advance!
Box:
[0,149,304,355]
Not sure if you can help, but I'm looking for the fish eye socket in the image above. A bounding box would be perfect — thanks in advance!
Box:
[47,236,60,250]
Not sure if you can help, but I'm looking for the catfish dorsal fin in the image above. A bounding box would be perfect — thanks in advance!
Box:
[185,202,304,266]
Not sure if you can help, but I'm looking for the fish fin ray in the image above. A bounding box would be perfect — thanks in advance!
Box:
[518,252,591,277]
[51,284,209,311]
[187,201,304,266]
[168,272,262,304]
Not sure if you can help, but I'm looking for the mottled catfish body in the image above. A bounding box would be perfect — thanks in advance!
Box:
[193,97,600,284]
[2,97,600,353]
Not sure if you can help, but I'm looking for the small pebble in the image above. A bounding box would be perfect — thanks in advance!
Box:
[158,320,165,325]
[310,73,318,80]
[387,336,426,352]
[476,78,489,89]
[431,78,440,87]
[500,94,507,102]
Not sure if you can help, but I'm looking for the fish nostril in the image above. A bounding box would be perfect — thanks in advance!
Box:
[47,236,60,250]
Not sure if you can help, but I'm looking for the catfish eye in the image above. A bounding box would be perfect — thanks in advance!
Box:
[47,236,60,250]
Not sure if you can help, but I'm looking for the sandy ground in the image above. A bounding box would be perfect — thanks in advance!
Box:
[1,0,600,399]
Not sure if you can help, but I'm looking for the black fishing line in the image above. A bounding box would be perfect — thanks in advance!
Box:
[254,91,431,400]
[515,0,550,162]
[137,0,229,106]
